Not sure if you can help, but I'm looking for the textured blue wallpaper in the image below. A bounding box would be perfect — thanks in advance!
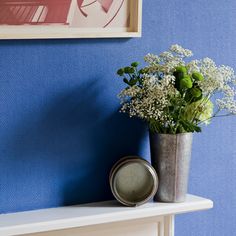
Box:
[0,0,236,235]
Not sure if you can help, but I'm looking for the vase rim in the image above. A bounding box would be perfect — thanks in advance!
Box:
[150,132,193,136]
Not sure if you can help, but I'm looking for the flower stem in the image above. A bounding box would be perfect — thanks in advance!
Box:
[197,112,233,125]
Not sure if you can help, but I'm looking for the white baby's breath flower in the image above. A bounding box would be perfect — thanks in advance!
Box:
[144,53,160,64]
[196,58,236,102]
[187,60,200,74]
[218,65,235,83]
[118,85,141,103]
[159,51,174,62]
[216,98,236,114]
[119,73,178,123]
[170,44,193,57]
[197,77,222,95]
[222,85,235,97]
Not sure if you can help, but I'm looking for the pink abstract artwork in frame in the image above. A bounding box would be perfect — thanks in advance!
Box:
[0,0,142,39]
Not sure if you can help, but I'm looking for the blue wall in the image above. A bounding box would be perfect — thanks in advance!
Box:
[0,0,236,235]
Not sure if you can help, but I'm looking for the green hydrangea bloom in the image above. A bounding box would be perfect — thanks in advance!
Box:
[183,99,214,125]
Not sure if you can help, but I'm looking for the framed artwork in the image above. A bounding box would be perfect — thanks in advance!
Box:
[0,0,142,39]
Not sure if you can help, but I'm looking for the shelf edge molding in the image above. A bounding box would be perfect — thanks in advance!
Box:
[0,194,213,236]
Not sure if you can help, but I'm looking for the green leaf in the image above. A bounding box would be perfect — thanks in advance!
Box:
[175,66,187,74]
[129,78,138,86]
[139,68,148,74]
[117,68,124,76]
[131,62,139,67]
[124,67,131,73]
[179,120,202,133]
[174,66,187,80]
[128,67,135,73]
[192,72,204,81]
[190,87,202,98]
[123,78,129,85]
[180,76,193,89]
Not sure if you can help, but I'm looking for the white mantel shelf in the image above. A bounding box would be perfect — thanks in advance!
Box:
[0,194,213,236]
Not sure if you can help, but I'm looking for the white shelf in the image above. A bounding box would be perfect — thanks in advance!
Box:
[0,194,213,236]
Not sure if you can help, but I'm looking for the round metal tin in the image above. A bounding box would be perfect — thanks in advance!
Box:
[110,156,158,207]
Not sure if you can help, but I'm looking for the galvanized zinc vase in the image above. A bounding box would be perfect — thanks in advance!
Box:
[149,132,193,203]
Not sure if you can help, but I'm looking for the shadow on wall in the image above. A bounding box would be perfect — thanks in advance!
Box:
[6,79,146,208]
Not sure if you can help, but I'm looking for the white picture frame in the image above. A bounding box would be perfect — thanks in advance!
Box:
[0,0,142,39]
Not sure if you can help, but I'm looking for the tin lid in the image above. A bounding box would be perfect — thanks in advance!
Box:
[110,156,158,207]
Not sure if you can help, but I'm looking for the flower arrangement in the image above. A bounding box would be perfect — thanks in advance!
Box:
[117,45,236,134]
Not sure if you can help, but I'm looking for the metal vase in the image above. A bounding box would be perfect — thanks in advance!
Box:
[149,132,193,203]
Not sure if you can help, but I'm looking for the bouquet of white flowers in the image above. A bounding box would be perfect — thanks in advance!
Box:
[117,45,236,134]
